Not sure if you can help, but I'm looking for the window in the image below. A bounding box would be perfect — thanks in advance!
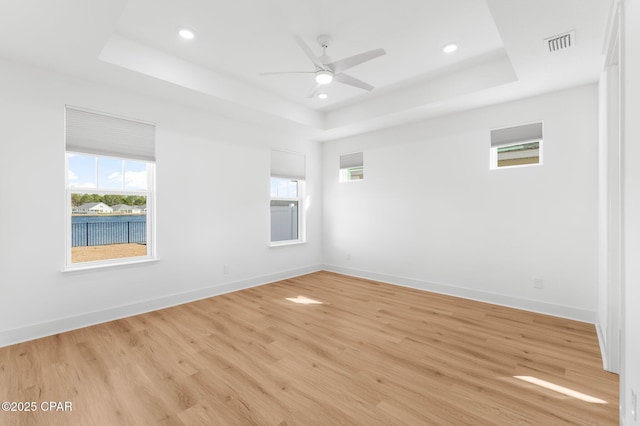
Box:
[270,177,303,243]
[270,150,305,245]
[340,152,364,182]
[490,122,543,169]
[65,107,155,269]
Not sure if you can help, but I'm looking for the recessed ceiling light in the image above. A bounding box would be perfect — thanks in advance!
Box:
[318,93,328,100]
[178,28,195,40]
[315,70,333,85]
[443,43,458,54]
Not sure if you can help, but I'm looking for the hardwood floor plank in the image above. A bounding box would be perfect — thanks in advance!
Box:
[0,271,618,425]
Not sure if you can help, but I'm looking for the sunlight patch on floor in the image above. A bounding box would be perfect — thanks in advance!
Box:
[514,376,607,404]
[285,296,323,305]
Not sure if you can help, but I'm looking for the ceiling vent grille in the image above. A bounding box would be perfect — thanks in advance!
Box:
[545,31,575,53]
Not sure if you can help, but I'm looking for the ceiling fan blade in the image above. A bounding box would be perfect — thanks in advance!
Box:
[334,73,374,91]
[294,35,325,70]
[307,82,321,98]
[259,71,315,75]
[329,48,386,74]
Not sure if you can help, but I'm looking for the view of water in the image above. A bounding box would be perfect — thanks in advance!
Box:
[72,214,146,224]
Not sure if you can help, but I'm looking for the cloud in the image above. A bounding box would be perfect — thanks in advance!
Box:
[125,170,147,190]
[68,170,95,187]
[108,171,122,182]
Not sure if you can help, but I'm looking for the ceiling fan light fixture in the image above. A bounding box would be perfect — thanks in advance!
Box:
[318,93,328,100]
[178,28,195,40]
[315,70,334,85]
[443,43,458,53]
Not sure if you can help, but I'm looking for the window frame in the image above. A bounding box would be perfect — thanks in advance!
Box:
[339,152,365,182]
[269,177,305,247]
[63,151,156,271]
[490,139,544,170]
[339,166,364,182]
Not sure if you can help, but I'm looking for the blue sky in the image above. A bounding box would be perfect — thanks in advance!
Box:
[68,154,148,190]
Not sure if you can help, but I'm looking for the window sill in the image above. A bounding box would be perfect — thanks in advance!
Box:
[62,257,158,273]
[490,162,542,170]
[269,240,307,248]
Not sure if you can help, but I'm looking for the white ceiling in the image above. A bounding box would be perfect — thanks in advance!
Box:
[0,0,611,141]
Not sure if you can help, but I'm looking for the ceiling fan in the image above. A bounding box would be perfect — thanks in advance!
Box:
[260,35,386,98]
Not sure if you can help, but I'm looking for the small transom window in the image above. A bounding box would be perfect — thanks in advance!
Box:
[490,122,543,169]
[340,152,364,182]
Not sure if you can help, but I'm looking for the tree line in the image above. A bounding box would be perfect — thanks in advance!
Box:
[71,194,146,207]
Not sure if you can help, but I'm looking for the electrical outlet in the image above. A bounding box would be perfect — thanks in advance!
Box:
[223,265,229,275]
[534,278,544,289]
[632,389,637,421]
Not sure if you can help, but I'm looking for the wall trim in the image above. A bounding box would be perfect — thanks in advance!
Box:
[596,319,610,370]
[323,264,596,323]
[0,264,323,348]
[595,320,618,374]
[0,264,599,348]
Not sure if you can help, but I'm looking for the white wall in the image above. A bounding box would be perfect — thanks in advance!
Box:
[0,60,323,346]
[322,85,599,321]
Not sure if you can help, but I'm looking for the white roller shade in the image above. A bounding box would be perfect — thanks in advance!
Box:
[491,122,543,148]
[66,106,156,161]
[340,152,363,169]
[271,149,305,180]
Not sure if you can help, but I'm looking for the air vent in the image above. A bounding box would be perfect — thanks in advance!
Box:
[545,30,575,53]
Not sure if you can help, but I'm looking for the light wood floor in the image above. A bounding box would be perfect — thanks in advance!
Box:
[0,271,618,425]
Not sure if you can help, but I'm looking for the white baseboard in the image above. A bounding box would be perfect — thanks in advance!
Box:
[595,319,609,370]
[0,264,322,348]
[0,264,598,348]
[323,264,596,323]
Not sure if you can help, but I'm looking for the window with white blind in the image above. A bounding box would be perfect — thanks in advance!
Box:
[490,122,543,169]
[64,106,156,269]
[340,152,364,182]
[270,150,305,245]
